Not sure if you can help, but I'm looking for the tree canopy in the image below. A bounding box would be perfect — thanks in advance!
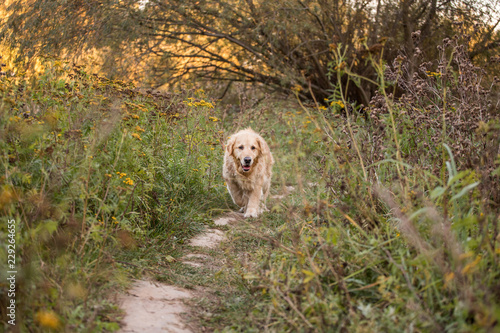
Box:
[2,0,500,103]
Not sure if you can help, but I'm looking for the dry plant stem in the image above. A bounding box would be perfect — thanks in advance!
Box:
[115,259,170,277]
[294,141,305,203]
[316,239,353,310]
[185,108,203,169]
[369,52,406,190]
[440,50,454,186]
[305,80,378,209]
[376,186,430,253]
[333,55,368,182]
[121,180,140,219]
[243,226,300,256]
[275,288,314,329]
[382,248,443,330]
[79,154,92,237]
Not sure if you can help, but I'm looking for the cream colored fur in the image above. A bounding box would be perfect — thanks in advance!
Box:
[223,128,274,218]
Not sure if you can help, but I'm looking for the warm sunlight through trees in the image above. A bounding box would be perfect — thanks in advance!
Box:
[2,0,500,103]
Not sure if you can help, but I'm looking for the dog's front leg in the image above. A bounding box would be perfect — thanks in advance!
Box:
[226,179,246,208]
[244,186,263,218]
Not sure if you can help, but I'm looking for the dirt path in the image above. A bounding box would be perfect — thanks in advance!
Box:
[118,213,241,333]
[117,185,293,332]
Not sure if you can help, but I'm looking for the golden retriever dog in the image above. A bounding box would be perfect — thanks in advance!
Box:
[223,128,274,218]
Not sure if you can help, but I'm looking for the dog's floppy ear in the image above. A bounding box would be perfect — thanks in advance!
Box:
[257,135,270,156]
[226,136,235,155]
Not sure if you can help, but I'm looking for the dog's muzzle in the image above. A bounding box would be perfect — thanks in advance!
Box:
[242,157,252,172]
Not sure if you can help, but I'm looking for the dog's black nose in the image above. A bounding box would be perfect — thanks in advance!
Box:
[244,157,251,164]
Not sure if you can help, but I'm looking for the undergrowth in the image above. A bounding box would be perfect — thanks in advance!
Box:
[212,36,500,332]
[1,33,500,333]
[0,58,226,331]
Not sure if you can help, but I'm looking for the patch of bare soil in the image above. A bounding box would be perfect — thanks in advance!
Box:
[117,185,297,332]
[188,229,226,249]
[118,280,194,333]
[117,183,296,332]
[118,213,241,332]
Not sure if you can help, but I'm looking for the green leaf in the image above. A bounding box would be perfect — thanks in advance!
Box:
[430,186,445,199]
[447,170,471,187]
[443,143,457,177]
[408,207,429,221]
[164,255,176,263]
[44,220,58,235]
[452,215,478,230]
[450,182,480,201]
[302,270,316,283]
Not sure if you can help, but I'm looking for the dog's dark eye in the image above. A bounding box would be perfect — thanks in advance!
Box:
[238,145,244,150]
[251,146,256,150]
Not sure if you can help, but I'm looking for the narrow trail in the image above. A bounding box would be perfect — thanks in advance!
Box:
[118,213,241,333]
[118,188,294,332]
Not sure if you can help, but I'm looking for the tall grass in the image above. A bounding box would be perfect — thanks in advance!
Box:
[0,59,226,331]
[225,36,500,332]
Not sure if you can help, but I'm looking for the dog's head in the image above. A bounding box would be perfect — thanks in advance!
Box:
[226,128,269,174]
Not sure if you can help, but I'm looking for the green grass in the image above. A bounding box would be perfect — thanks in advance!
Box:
[183,41,500,331]
[193,94,500,332]
[1,39,499,333]
[0,60,229,331]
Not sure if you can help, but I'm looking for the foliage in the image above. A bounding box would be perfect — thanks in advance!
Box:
[1,6,500,329]
[2,0,500,103]
[0,57,226,331]
[207,36,500,332]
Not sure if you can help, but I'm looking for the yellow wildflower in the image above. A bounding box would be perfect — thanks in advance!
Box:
[131,133,142,141]
[331,101,345,108]
[135,126,145,132]
[35,310,61,329]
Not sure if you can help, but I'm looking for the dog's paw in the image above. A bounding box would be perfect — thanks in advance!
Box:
[244,209,258,218]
